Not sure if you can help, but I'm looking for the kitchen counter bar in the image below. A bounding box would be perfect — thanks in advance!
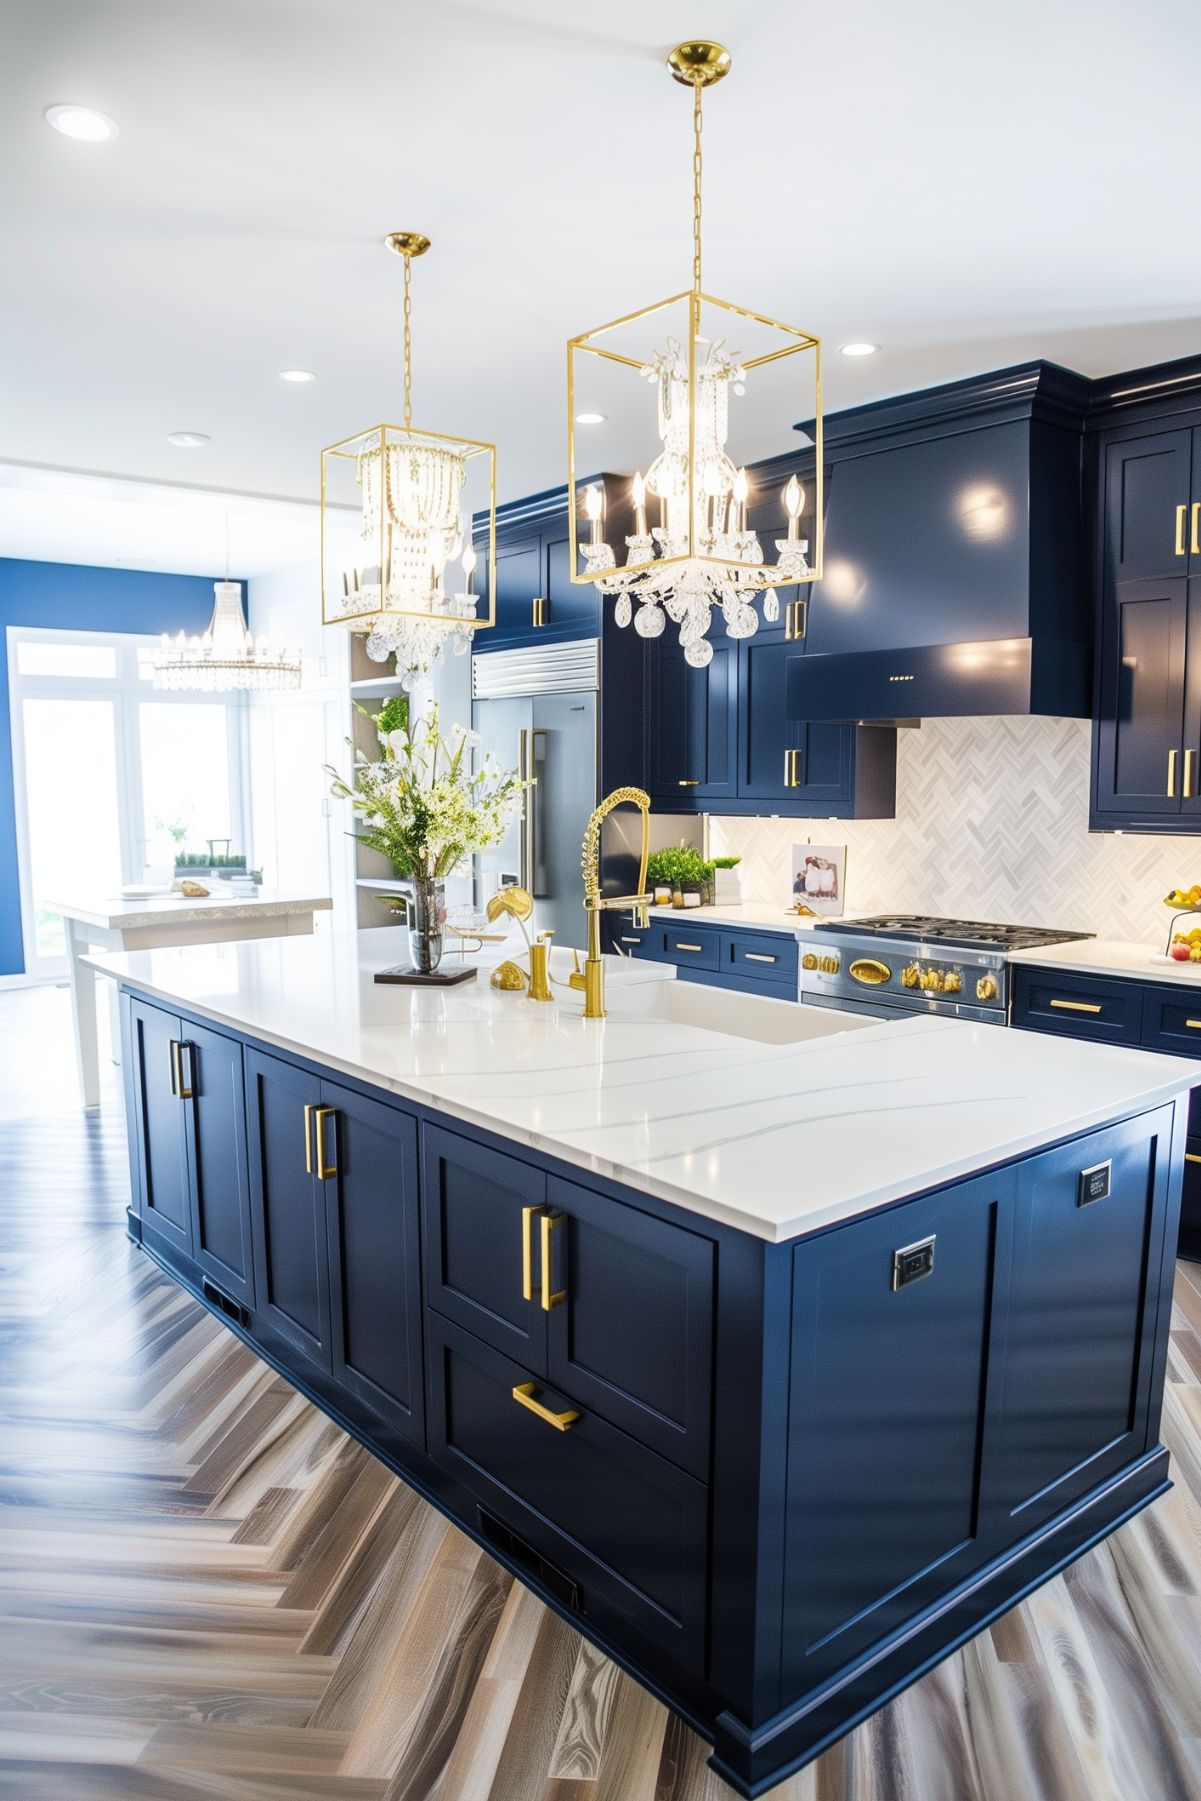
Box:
[86,925,1198,1244]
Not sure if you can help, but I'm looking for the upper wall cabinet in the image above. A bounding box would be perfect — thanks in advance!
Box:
[1092,410,1201,830]
[473,477,630,650]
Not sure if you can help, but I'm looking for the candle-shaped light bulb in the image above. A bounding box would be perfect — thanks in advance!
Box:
[462,544,477,594]
[733,467,749,534]
[784,473,805,541]
[631,470,647,538]
[584,483,604,547]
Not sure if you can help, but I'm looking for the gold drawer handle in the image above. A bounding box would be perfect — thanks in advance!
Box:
[532,597,547,628]
[1049,999,1102,1014]
[678,779,699,787]
[1185,1019,1201,1031]
[784,748,804,788]
[313,1106,337,1180]
[1193,502,1201,558]
[1169,748,1178,798]
[169,1039,193,1100]
[521,1203,544,1301]
[1186,1154,1201,1166]
[303,1102,316,1174]
[1187,749,1197,800]
[850,958,892,986]
[1177,504,1188,557]
[674,942,704,953]
[541,1211,566,1311]
[512,1381,579,1432]
[744,952,778,964]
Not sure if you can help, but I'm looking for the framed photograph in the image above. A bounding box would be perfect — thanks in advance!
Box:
[790,842,846,916]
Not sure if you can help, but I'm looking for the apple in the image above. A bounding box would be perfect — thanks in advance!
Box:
[1171,942,1192,960]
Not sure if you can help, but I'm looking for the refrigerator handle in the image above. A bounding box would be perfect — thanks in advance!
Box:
[530,729,547,898]
[518,729,532,893]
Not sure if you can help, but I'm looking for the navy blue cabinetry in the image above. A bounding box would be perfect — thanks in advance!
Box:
[127,998,253,1309]
[645,626,738,806]
[246,1049,332,1369]
[473,478,630,649]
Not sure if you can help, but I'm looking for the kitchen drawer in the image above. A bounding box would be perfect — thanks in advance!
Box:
[724,930,798,987]
[1183,1138,1201,1263]
[1142,985,1201,1057]
[1010,967,1143,1045]
[677,966,797,1002]
[656,923,723,972]
[427,1315,709,1669]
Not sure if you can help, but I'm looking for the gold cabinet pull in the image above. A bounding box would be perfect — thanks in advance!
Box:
[532,597,547,628]
[1186,1154,1201,1166]
[540,1211,566,1311]
[785,598,807,640]
[169,1040,193,1100]
[1177,504,1188,556]
[1049,998,1102,1014]
[1187,749,1197,800]
[511,1380,579,1431]
[1193,502,1201,557]
[744,952,778,964]
[678,778,699,786]
[1168,748,1179,798]
[784,748,804,788]
[521,1203,545,1301]
[674,942,704,953]
[1185,1019,1201,1030]
[303,1102,316,1175]
[313,1106,337,1180]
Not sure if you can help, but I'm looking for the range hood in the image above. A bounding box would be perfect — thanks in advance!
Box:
[785,362,1093,724]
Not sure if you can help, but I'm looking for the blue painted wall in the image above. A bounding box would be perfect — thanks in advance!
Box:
[0,559,227,976]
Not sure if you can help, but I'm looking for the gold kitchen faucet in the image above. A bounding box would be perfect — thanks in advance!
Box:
[576,788,653,1020]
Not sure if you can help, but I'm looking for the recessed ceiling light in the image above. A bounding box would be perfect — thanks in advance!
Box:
[839,341,880,358]
[278,368,316,384]
[44,103,118,142]
[575,411,606,425]
[166,431,210,448]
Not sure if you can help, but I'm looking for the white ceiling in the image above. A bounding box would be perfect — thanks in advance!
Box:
[3,0,1200,552]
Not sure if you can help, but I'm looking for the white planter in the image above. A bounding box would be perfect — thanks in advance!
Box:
[713,869,743,905]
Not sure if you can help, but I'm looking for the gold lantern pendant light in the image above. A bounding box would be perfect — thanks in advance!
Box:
[320,232,496,690]
[568,41,823,667]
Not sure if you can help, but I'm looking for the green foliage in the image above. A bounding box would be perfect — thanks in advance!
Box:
[374,695,409,738]
[173,852,246,869]
[646,846,716,888]
[712,855,742,870]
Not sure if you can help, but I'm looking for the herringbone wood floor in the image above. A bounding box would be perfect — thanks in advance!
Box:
[3,986,1201,1800]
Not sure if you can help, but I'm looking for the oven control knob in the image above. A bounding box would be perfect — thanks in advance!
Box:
[820,955,840,974]
[802,952,818,971]
[901,963,920,989]
[943,969,962,995]
[976,974,998,1003]
[850,958,892,986]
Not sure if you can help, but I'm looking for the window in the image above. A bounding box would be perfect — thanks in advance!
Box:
[7,627,250,979]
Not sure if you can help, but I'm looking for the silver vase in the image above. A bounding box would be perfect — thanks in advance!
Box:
[408,875,445,975]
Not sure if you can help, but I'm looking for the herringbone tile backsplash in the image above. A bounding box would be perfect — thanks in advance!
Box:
[710,717,1201,945]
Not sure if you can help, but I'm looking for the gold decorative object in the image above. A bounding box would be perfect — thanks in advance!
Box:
[528,931,554,1003]
[490,960,529,992]
[566,39,822,667]
[321,231,496,687]
[486,886,534,925]
[579,788,653,1019]
[179,880,210,897]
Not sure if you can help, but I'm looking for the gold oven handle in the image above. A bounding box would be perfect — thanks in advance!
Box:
[521,1203,545,1301]
[541,1211,566,1311]
[511,1381,579,1431]
[849,958,892,986]
[313,1106,338,1180]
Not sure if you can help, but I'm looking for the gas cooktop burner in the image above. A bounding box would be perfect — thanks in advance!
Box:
[816,915,1094,952]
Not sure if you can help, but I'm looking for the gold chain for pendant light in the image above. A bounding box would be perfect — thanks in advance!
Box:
[402,253,413,431]
[691,75,703,295]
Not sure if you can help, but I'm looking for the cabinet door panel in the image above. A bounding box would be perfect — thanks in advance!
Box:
[428,1316,708,1670]
[696,638,737,799]
[324,1083,423,1444]
[129,999,191,1257]
[1094,576,1187,818]
[645,637,695,796]
[245,1049,330,1370]
[422,1125,548,1365]
[481,539,543,646]
[991,1111,1172,1531]
[185,1022,253,1307]
[1179,577,1201,817]
[545,1175,714,1480]
[783,1170,1001,1690]
[1104,430,1193,584]
[544,531,600,639]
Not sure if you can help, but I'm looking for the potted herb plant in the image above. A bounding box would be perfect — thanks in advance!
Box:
[712,854,743,904]
[328,702,527,974]
[646,846,717,908]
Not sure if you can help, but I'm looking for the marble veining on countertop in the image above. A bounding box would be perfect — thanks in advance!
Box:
[86,927,1199,1244]
[45,888,334,931]
[1007,936,1201,985]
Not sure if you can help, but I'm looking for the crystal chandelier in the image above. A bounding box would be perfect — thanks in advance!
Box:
[153,522,301,693]
[321,232,496,690]
[567,40,822,668]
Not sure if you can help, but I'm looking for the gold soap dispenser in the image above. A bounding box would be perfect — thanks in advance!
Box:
[528,930,554,1002]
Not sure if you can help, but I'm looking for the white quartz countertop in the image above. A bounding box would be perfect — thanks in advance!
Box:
[47,888,333,931]
[645,899,832,935]
[1007,936,1201,985]
[86,927,1199,1245]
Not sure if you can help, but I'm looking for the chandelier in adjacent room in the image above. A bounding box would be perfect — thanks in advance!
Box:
[153,521,301,693]
[320,232,496,690]
[567,40,823,667]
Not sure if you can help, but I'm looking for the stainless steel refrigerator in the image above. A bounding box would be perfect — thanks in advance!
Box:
[472,641,599,942]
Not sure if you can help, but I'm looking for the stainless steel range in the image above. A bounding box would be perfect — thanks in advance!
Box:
[799,915,1094,1024]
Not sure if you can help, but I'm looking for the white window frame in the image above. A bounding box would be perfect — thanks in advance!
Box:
[7,624,251,981]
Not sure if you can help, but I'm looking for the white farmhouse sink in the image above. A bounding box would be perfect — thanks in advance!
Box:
[562,969,873,1046]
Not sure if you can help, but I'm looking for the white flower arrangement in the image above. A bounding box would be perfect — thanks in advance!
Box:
[328,702,527,882]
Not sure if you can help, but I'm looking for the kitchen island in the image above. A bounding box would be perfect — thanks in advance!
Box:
[89,925,1197,1796]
